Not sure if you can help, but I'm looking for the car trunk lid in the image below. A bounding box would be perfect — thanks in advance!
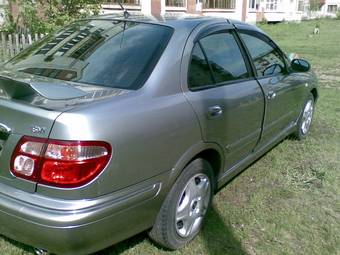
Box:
[0,99,61,193]
[0,72,129,192]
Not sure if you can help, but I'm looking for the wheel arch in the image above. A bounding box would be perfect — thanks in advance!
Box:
[192,149,222,187]
[168,142,225,192]
[311,88,318,103]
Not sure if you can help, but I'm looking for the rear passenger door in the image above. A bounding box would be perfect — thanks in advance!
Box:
[182,25,265,171]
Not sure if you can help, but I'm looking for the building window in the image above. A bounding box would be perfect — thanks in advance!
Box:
[297,0,304,11]
[204,0,236,9]
[249,0,260,10]
[266,0,277,10]
[327,5,338,13]
[105,0,140,5]
[166,0,186,7]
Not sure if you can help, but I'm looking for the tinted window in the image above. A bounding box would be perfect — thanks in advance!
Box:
[188,44,214,89]
[240,32,286,77]
[199,32,249,84]
[6,20,173,90]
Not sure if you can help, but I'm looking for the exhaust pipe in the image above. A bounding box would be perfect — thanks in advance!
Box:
[34,248,49,255]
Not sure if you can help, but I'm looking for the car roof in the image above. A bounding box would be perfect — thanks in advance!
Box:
[92,13,251,30]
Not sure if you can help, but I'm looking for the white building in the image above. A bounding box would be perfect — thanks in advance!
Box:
[0,0,8,26]
[1,1,338,27]
[319,0,340,17]
[247,0,311,22]
[101,0,340,23]
[101,0,310,22]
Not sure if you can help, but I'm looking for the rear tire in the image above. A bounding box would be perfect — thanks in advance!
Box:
[149,158,214,250]
[293,93,314,140]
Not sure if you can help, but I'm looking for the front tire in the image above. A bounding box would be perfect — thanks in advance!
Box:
[149,158,214,250]
[294,93,315,140]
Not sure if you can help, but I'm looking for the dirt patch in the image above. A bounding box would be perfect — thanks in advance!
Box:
[319,74,340,83]
[313,67,340,89]
[318,74,340,87]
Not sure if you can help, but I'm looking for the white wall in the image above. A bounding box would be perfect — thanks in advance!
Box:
[0,0,7,26]
[320,0,340,16]
[201,0,243,20]
[201,11,241,20]
[282,0,303,21]
[0,8,5,26]
[255,0,302,22]
[100,0,319,23]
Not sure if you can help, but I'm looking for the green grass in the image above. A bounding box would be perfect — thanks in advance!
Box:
[1,19,340,255]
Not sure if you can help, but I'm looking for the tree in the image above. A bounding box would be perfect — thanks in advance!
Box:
[1,0,103,33]
[309,0,323,12]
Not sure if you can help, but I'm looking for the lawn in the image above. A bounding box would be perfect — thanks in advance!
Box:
[1,19,340,255]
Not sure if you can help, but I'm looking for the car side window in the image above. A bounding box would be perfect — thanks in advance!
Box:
[199,33,249,84]
[188,31,250,90]
[188,43,214,89]
[240,32,287,78]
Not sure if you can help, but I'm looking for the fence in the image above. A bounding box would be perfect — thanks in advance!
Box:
[0,33,46,63]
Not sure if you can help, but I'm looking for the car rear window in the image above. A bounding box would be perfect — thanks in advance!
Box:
[5,20,173,90]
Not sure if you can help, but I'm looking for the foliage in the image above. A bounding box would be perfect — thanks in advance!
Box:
[0,7,18,33]
[257,17,267,25]
[309,0,322,11]
[336,11,340,20]
[1,0,103,34]
[19,0,49,33]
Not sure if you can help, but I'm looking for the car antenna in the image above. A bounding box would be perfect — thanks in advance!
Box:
[118,0,130,19]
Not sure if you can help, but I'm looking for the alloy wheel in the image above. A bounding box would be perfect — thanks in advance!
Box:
[175,174,211,238]
[301,99,314,135]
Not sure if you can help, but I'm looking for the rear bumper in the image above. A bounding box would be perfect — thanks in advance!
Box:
[0,176,166,255]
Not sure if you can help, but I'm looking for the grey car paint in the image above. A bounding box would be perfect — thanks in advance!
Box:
[181,22,265,171]
[0,15,317,254]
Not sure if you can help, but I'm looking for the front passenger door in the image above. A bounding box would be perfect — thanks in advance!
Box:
[239,30,299,147]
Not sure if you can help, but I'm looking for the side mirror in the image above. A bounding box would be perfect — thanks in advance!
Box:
[291,59,311,72]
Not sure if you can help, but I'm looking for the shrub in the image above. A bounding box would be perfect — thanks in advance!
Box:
[336,11,340,20]
[3,0,102,34]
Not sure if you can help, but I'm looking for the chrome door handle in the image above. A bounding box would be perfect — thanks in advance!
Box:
[267,91,277,100]
[208,105,223,118]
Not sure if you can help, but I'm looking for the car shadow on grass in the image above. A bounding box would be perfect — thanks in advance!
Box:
[98,232,150,255]
[201,205,248,255]
[100,205,247,255]
[0,235,35,254]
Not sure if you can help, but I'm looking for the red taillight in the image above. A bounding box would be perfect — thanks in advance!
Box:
[10,136,111,188]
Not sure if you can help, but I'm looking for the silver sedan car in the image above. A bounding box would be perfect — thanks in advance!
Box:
[0,14,317,254]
